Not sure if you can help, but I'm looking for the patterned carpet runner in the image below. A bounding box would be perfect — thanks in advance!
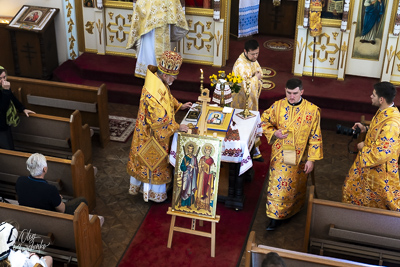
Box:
[109,115,136,142]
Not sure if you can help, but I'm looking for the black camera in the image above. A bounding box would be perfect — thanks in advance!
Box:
[336,124,361,139]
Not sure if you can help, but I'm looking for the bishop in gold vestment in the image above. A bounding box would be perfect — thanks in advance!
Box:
[343,82,400,211]
[127,51,191,202]
[261,79,323,223]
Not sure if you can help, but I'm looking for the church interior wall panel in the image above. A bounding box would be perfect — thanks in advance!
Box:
[0,0,68,64]
[303,28,341,78]
[294,27,310,76]
[389,33,400,85]
[338,31,351,80]
[294,0,400,81]
[104,7,135,57]
[82,4,98,53]
[62,0,79,60]
[182,14,216,65]
[382,34,398,82]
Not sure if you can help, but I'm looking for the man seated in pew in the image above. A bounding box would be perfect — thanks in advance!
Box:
[343,82,400,211]
[0,66,35,150]
[262,252,287,267]
[0,221,53,267]
[15,153,88,215]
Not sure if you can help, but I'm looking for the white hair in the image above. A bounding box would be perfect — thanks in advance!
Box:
[26,153,47,177]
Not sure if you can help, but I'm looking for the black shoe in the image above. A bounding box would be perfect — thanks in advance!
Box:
[266,219,281,231]
[253,156,264,162]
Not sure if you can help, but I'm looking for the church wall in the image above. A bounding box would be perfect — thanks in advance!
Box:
[294,0,400,83]
[0,0,69,65]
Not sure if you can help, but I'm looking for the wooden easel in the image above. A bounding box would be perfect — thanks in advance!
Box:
[197,88,211,136]
[167,88,221,257]
[167,207,220,257]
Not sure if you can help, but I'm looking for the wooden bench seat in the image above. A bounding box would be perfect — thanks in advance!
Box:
[0,149,96,211]
[12,110,92,165]
[0,202,103,266]
[8,76,110,147]
[245,231,380,267]
[304,186,400,266]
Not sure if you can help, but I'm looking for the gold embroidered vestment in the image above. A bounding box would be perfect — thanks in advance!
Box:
[231,53,262,111]
[343,107,400,211]
[261,98,323,219]
[126,66,182,185]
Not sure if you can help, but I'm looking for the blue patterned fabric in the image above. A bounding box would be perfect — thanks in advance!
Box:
[238,0,259,38]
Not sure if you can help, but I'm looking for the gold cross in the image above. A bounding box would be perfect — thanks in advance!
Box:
[158,89,167,103]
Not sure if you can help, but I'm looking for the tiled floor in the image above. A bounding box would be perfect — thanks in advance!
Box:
[93,103,357,267]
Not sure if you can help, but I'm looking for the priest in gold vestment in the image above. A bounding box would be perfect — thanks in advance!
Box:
[127,51,192,202]
[126,0,188,78]
[343,82,400,211]
[261,78,323,230]
[232,39,263,160]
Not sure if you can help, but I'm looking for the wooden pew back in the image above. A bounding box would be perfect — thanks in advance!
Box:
[12,110,92,164]
[304,186,400,265]
[8,76,110,147]
[0,149,96,211]
[246,231,379,267]
[0,202,103,266]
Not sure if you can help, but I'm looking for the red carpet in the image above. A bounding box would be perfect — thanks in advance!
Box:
[118,136,271,266]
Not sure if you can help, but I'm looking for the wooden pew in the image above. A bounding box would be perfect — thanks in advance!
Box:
[0,149,96,212]
[12,110,92,165]
[303,186,400,266]
[245,231,379,267]
[0,202,103,266]
[8,76,110,147]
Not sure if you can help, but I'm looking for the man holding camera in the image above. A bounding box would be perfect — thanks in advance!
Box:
[343,82,400,211]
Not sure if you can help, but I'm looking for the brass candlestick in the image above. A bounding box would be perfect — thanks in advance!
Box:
[200,69,204,93]
[243,80,250,117]
[236,79,255,120]
[220,81,225,106]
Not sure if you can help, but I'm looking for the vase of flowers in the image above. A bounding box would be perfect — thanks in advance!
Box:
[210,71,242,107]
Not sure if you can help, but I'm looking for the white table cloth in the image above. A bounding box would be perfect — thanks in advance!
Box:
[169,107,262,175]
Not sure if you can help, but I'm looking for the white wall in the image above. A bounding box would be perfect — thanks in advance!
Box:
[0,0,68,64]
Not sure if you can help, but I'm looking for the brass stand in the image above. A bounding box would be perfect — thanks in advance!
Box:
[200,69,204,93]
[236,80,255,120]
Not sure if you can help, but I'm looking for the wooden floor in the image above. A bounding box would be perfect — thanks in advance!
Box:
[85,102,359,267]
